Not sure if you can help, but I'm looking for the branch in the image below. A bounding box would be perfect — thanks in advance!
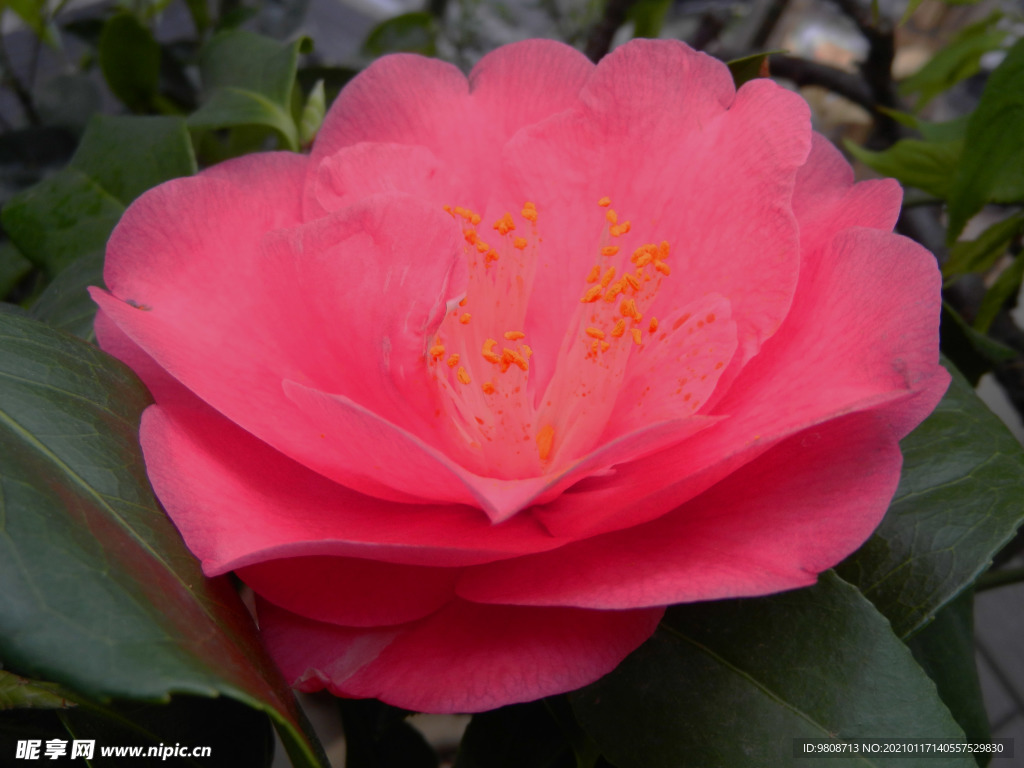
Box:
[584,0,636,62]
[768,54,875,111]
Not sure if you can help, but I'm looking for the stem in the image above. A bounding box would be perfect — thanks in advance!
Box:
[976,566,1024,592]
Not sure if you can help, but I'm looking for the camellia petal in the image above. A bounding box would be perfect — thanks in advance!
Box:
[95,38,948,713]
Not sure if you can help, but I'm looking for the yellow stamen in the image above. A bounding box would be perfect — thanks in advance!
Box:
[482,382,496,394]
[536,424,555,461]
[482,338,502,364]
[606,209,618,225]
[598,197,611,207]
[611,319,626,337]
[429,344,446,359]
[601,245,620,257]
[457,367,471,384]
[610,221,631,237]
[459,313,472,324]
[585,327,606,340]
[631,328,643,345]
[513,237,528,250]
[504,331,526,340]
[521,202,538,222]
[585,265,601,283]
[649,317,659,333]
[581,285,603,303]
[446,354,460,367]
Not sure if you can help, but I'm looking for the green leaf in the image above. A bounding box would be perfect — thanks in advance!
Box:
[845,137,961,199]
[627,0,672,39]
[362,12,437,57]
[571,573,971,768]
[0,671,75,711]
[456,701,574,768]
[837,359,1024,638]
[947,37,1024,241]
[943,210,1024,278]
[727,51,782,88]
[939,301,1016,387]
[973,254,1024,333]
[898,14,1006,111]
[3,0,59,46]
[1,115,195,276]
[0,241,32,298]
[188,30,310,151]
[905,590,992,763]
[29,250,104,341]
[99,14,161,112]
[0,312,328,768]
[299,79,326,147]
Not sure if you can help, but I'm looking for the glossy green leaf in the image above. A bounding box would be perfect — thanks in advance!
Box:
[571,573,971,768]
[905,590,991,764]
[99,14,161,112]
[0,671,75,711]
[845,138,961,199]
[1,115,196,276]
[362,12,437,57]
[973,254,1024,333]
[837,359,1024,638]
[188,30,311,151]
[29,251,104,341]
[898,14,1006,111]
[947,37,1024,242]
[943,210,1024,278]
[939,302,1016,387]
[456,701,574,768]
[0,312,328,768]
[627,0,672,39]
[727,51,782,88]
[299,79,326,147]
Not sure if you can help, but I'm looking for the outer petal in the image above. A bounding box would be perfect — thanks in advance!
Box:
[459,410,902,607]
[139,401,565,573]
[259,598,664,713]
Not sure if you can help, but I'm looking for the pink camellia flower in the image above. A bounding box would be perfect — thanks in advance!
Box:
[91,38,949,713]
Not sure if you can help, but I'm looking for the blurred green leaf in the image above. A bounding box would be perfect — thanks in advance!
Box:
[973,254,1024,333]
[947,37,1024,242]
[3,0,59,46]
[727,50,783,88]
[837,359,1024,637]
[845,138,961,199]
[905,590,992,765]
[0,311,328,768]
[299,79,326,146]
[939,302,1016,387]
[572,573,971,768]
[99,14,161,112]
[0,671,75,711]
[363,12,437,57]
[188,30,311,151]
[901,0,983,25]
[456,701,574,768]
[943,211,1024,278]
[29,250,104,341]
[627,0,671,39]
[2,115,195,276]
[898,13,1006,111]
[0,241,32,298]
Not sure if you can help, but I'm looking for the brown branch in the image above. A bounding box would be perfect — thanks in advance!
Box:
[584,0,637,62]
[768,54,875,111]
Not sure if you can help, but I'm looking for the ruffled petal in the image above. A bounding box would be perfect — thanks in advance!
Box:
[260,598,663,713]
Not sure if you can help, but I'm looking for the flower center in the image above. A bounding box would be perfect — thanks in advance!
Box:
[427,198,673,479]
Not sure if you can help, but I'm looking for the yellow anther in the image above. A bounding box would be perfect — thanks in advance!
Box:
[600,267,616,288]
[624,273,641,291]
[581,285,603,303]
[482,382,496,394]
[585,327,606,340]
[632,248,654,267]
[513,237,528,250]
[482,338,502,364]
[485,249,500,263]
[620,298,642,321]
[504,331,526,340]
[631,328,643,345]
[521,202,538,222]
[443,204,454,216]
[611,221,631,237]
[649,317,659,333]
[447,354,460,367]
[586,265,602,283]
[429,344,446,359]
[536,424,555,461]
[611,319,626,338]
[463,229,477,244]
[598,197,611,207]
[658,241,670,259]
[521,344,533,358]
[601,245,620,257]
[654,261,671,276]
[493,213,516,235]
[457,367,471,384]
[471,213,481,225]
[605,209,618,225]
[604,281,625,302]
[600,341,610,352]
[475,241,490,254]
[460,313,472,324]
[502,348,529,372]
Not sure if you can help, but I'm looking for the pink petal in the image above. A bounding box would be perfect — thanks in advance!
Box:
[139,402,565,574]
[237,557,460,627]
[459,410,903,607]
[259,598,663,713]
